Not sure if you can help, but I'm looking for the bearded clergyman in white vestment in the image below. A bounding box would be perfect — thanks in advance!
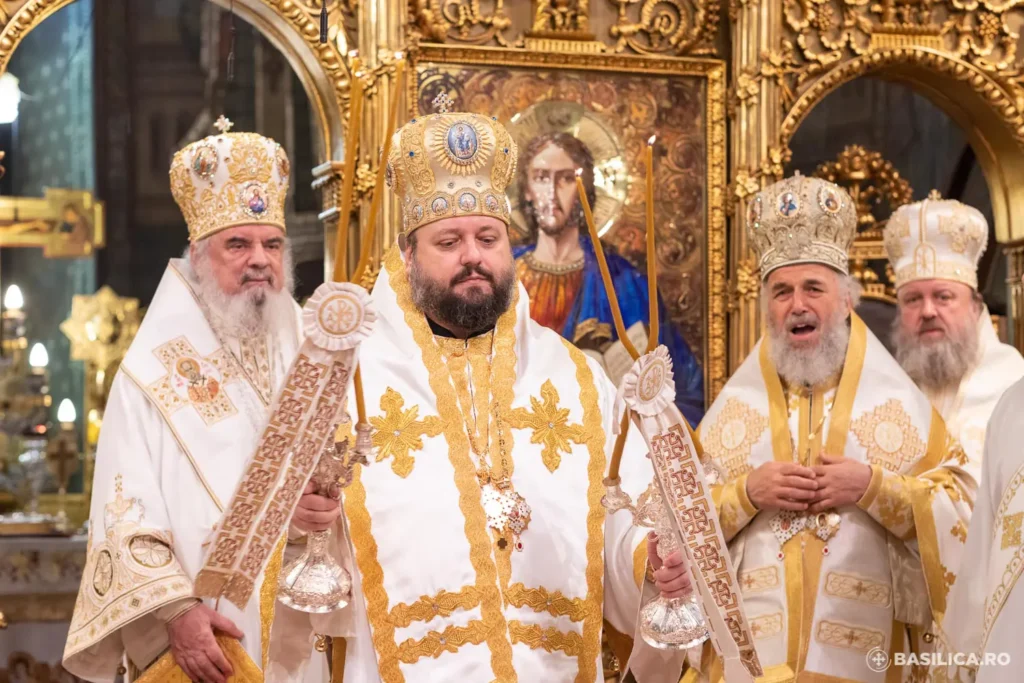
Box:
[682,175,977,683]
[884,195,1024,462]
[62,120,341,682]
[271,106,697,682]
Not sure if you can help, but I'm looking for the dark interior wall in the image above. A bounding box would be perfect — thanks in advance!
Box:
[1,0,96,426]
[786,76,1005,314]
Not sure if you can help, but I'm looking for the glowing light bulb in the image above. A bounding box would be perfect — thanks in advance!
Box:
[29,343,48,369]
[57,399,76,423]
[4,285,23,310]
[0,72,21,125]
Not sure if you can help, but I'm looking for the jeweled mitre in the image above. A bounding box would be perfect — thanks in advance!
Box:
[385,110,518,234]
[747,174,856,278]
[170,120,290,242]
[884,194,988,290]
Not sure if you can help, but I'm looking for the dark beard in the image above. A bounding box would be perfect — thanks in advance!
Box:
[409,260,516,334]
[525,196,582,239]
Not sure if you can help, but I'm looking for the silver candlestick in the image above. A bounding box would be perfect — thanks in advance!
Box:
[635,483,710,650]
[278,433,359,613]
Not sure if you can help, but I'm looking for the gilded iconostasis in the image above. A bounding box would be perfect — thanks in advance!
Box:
[0,0,1023,679]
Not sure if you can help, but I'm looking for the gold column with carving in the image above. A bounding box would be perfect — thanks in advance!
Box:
[1005,241,1024,350]
[727,0,785,370]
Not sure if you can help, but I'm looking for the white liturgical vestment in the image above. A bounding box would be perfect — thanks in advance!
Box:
[685,316,976,683]
[935,376,1024,683]
[62,259,313,682]
[295,247,666,682]
[922,308,1024,461]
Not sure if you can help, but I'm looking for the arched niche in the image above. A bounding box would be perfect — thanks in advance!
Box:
[781,48,1024,245]
[0,0,347,157]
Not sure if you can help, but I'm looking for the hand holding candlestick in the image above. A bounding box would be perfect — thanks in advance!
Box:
[579,155,711,651]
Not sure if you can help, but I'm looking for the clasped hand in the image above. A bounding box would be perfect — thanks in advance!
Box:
[746,455,872,513]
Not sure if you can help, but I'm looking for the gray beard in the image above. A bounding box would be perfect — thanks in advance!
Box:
[768,313,851,389]
[893,317,980,393]
[186,251,296,340]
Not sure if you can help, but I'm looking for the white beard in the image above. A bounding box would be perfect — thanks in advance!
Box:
[768,310,851,389]
[186,245,296,340]
[893,314,980,393]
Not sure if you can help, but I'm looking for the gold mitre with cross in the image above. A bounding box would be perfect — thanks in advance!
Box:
[883,191,988,290]
[385,92,518,234]
[747,173,857,279]
[169,115,290,243]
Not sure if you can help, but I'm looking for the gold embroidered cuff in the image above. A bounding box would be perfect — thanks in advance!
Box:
[737,473,758,516]
[713,474,758,543]
[857,464,884,510]
[859,468,917,541]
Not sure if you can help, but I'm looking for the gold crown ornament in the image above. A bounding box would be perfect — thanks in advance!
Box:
[170,116,290,242]
[747,173,857,279]
[385,92,518,234]
[883,192,988,290]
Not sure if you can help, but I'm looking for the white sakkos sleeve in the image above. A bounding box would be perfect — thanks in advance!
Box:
[62,373,197,682]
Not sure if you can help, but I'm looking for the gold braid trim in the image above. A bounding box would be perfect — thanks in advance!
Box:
[505,583,589,622]
[396,622,490,664]
[564,339,607,683]
[509,621,584,656]
[389,587,482,628]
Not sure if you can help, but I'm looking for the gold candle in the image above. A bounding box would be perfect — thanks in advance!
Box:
[332,52,364,282]
[575,170,638,361]
[645,136,660,352]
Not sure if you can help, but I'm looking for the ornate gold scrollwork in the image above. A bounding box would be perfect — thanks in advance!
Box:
[411,0,519,47]
[528,0,592,38]
[776,1,1024,144]
[812,144,914,300]
[610,0,720,56]
[729,258,760,310]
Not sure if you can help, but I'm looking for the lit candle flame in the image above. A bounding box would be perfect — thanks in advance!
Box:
[648,134,656,146]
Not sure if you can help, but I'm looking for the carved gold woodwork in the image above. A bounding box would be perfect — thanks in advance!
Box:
[730,0,1024,365]
[610,0,720,56]
[412,0,518,47]
[410,0,722,57]
[528,0,592,38]
[812,145,914,302]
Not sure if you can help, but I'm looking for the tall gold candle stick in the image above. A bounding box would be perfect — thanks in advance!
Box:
[575,170,639,360]
[353,54,405,285]
[576,169,638,483]
[645,136,660,352]
[332,53,364,282]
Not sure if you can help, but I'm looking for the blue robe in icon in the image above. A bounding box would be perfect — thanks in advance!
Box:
[514,234,705,427]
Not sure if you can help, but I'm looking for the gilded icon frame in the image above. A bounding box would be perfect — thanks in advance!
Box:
[410,44,728,402]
